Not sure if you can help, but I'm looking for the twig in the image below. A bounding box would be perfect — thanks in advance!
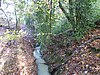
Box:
[55,28,73,36]
[79,36,100,47]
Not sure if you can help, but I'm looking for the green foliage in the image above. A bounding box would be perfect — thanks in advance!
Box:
[31,0,100,46]
[91,47,100,53]
[0,30,26,43]
[0,30,18,43]
[24,13,35,33]
[71,0,98,39]
[3,0,99,48]
[91,0,100,20]
[52,22,72,34]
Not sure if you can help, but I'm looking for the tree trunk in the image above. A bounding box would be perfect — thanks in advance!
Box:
[0,0,1,7]
[75,0,88,34]
[69,0,76,31]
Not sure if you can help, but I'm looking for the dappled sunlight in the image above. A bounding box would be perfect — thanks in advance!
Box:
[0,0,100,75]
[0,58,6,71]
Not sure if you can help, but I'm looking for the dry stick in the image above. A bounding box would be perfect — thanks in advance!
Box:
[50,36,100,74]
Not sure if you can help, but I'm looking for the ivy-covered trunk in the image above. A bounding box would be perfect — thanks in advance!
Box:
[69,0,92,39]
[69,0,76,31]
[75,0,90,30]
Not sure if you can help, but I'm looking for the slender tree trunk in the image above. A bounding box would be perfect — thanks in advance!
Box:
[59,1,72,24]
[75,0,88,32]
[0,0,1,7]
[14,7,18,30]
[75,0,80,26]
[59,0,76,32]
[50,0,52,34]
[69,0,76,31]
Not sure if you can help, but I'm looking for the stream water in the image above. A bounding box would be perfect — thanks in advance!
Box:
[33,46,51,75]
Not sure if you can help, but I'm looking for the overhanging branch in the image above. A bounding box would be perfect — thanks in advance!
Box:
[59,0,74,25]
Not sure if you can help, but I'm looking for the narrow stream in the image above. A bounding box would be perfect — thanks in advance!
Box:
[33,46,51,75]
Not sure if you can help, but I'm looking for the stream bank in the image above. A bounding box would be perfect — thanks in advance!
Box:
[0,27,37,75]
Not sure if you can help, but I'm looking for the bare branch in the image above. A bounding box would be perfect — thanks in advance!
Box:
[59,0,74,25]
[0,8,10,28]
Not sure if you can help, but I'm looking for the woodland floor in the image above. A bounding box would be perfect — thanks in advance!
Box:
[43,28,100,75]
[0,17,100,75]
[0,26,37,75]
